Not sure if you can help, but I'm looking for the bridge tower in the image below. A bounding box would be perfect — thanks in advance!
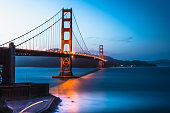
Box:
[99,45,104,68]
[59,8,73,77]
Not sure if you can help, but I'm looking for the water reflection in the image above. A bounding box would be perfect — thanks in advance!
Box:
[50,67,170,113]
[50,73,99,113]
[50,78,80,113]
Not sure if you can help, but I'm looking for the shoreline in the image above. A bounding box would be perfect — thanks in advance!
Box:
[36,95,61,113]
[5,68,101,113]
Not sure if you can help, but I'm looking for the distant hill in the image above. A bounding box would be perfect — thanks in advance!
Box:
[16,56,99,68]
[16,56,156,68]
[103,56,156,67]
[147,59,170,67]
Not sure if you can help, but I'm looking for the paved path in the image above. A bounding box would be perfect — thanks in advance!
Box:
[7,95,60,113]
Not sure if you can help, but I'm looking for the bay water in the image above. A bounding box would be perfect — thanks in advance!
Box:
[16,67,170,113]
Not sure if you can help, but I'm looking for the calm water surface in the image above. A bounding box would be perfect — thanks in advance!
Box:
[15,67,96,87]
[16,67,170,113]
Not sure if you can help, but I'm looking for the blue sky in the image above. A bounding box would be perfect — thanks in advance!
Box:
[0,0,169,60]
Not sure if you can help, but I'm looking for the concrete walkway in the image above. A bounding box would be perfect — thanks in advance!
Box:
[7,95,61,113]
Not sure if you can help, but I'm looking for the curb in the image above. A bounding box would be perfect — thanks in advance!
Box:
[37,95,61,113]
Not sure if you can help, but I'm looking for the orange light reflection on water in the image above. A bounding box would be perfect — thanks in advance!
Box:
[49,72,97,113]
[50,79,80,113]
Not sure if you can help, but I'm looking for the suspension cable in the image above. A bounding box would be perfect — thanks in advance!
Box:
[72,12,91,54]
[16,13,67,47]
[0,9,62,46]
[72,31,85,53]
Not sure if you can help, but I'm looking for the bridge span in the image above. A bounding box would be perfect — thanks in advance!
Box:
[0,8,106,85]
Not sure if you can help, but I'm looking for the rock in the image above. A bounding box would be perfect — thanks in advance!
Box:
[59,104,63,106]
[0,97,13,113]
[0,97,7,107]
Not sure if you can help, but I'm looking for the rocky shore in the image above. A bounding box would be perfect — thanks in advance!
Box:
[0,98,13,113]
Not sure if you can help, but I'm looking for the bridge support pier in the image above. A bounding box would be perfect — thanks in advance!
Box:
[59,57,73,76]
[0,42,15,85]
[99,61,104,68]
[99,45,104,68]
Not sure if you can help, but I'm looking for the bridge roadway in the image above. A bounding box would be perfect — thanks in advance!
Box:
[16,49,105,61]
[15,49,106,61]
[0,47,105,61]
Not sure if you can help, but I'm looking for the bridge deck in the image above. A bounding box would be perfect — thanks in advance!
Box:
[15,49,105,61]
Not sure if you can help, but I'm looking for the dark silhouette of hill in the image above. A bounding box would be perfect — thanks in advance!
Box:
[147,59,170,67]
[103,56,156,67]
[16,56,155,68]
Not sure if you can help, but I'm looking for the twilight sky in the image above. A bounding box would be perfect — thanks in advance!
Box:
[0,0,169,60]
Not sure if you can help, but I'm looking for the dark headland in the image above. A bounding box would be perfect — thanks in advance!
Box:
[16,56,156,67]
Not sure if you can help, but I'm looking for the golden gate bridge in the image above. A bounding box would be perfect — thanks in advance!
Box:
[0,8,106,85]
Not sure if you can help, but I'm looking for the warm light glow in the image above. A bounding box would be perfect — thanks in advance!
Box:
[25,45,27,49]
[43,48,47,51]
[35,46,39,50]
[19,101,44,113]
[49,73,96,113]
[50,79,79,113]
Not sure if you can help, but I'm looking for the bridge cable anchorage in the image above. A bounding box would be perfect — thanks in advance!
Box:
[73,12,91,54]
[0,9,62,47]
[16,12,68,47]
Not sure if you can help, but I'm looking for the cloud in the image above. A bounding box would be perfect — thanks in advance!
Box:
[86,37,98,39]
[118,37,133,42]
[85,36,133,43]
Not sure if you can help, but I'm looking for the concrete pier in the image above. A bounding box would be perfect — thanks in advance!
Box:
[0,43,15,84]
[0,83,49,100]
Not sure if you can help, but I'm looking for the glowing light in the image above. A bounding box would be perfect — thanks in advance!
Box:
[50,79,79,113]
[35,46,39,50]
[25,45,27,49]
[19,101,44,113]
[43,48,47,51]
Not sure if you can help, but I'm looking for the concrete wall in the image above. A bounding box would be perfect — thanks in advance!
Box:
[0,43,15,84]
